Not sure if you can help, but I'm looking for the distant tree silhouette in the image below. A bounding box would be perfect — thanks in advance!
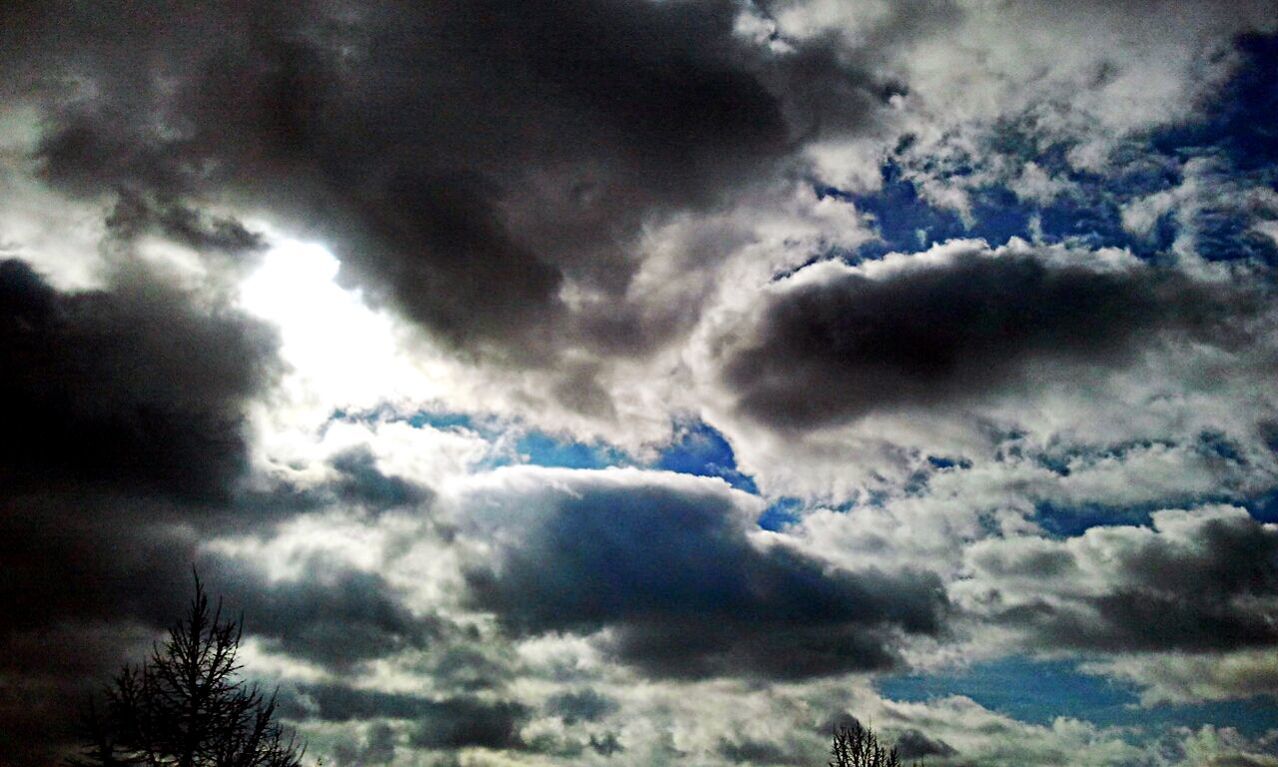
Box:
[829,720,915,767]
[71,575,304,767]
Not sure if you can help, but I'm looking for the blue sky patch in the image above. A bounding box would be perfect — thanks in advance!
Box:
[515,431,632,470]
[878,657,1278,736]
[654,420,759,494]
[758,497,804,531]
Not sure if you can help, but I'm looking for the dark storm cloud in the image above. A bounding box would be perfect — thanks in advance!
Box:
[7,0,906,361]
[279,684,528,750]
[329,447,434,510]
[0,495,211,764]
[0,258,279,501]
[464,476,947,679]
[718,736,812,765]
[0,259,444,765]
[725,249,1256,429]
[0,256,288,764]
[407,697,528,751]
[969,509,1278,653]
[202,554,442,669]
[105,190,266,256]
[544,689,618,725]
[0,496,444,763]
[893,728,958,759]
[0,505,197,766]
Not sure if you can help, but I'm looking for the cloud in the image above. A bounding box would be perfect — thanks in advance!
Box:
[457,467,948,679]
[0,255,287,764]
[1179,727,1278,767]
[0,257,280,500]
[544,689,618,725]
[202,553,443,670]
[328,446,435,511]
[957,505,1278,654]
[104,189,266,257]
[892,727,959,759]
[717,736,812,765]
[9,0,901,365]
[793,0,1277,187]
[1081,649,1278,706]
[407,697,529,752]
[330,722,398,767]
[280,684,528,751]
[719,241,1257,430]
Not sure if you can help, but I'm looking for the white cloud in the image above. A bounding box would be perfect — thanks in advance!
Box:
[1082,650,1278,706]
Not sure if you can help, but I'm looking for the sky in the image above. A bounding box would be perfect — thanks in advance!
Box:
[2,1,1277,765]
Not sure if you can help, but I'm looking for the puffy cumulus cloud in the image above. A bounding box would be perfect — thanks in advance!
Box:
[956,505,1278,655]
[782,430,1278,589]
[863,693,1278,767]
[451,467,947,679]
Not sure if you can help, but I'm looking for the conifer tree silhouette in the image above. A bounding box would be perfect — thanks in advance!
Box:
[72,575,304,767]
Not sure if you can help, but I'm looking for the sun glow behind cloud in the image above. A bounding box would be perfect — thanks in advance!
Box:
[240,238,410,404]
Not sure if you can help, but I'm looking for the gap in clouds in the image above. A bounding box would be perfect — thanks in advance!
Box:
[879,657,1278,736]
[815,31,1278,268]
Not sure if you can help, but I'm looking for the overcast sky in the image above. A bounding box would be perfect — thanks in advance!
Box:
[3,2,1278,765]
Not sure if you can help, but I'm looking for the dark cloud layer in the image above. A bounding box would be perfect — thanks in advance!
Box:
[0,258,278,500]
[893,728,958,759]
[7,0,898,363]
[204,555,442,670]
[105,189,266,257]
[0,257,284,764]
[465,478,947,679]
[0,528,443,764]
[329,447,434,510]
[969,509,1278,653]
[725,250,1256,429]
[279,685,528,751]
[718,736,810,765]
[544,689,618,725]
[0,259,438,764]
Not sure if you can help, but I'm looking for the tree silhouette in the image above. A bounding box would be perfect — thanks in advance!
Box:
[829,720,915,767]
[71,575,304,767]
